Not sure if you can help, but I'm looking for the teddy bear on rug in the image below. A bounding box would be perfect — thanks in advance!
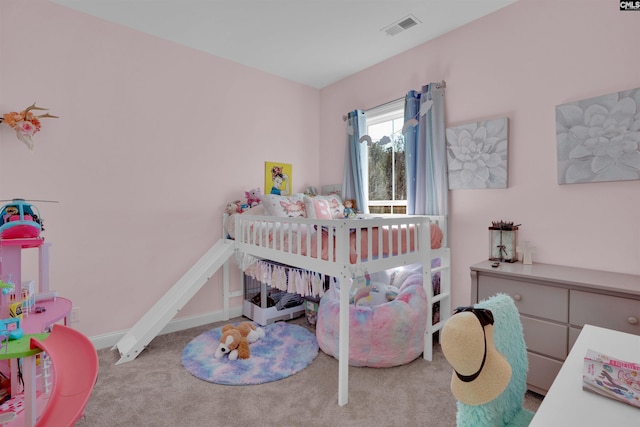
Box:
[214,322,265,360]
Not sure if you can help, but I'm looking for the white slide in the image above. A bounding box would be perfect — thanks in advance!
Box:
[114,239,234,364]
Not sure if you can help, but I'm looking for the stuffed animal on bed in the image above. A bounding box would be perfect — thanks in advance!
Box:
[343,199,357,219]
[245,188,262,208]
[226,200,243,215]
[214,322,265,360]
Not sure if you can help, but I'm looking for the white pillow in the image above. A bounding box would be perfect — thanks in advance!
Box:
[303,196,332,220]
[315,194,345,219]
[262,193,306,218]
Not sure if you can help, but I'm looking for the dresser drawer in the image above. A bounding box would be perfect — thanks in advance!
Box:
[569,326,581,351]
[478,276,569,322]
[527,352,563,395]
[570,290,640,335]
[521,316,568,360]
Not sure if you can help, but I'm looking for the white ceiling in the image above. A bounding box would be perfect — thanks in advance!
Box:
[50,0,518,89]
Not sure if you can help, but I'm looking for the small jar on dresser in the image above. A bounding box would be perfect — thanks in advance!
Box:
[470,260,640,395]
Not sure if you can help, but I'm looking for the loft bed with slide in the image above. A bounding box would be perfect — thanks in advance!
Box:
[230,192,451,406]
[113,192,450,407]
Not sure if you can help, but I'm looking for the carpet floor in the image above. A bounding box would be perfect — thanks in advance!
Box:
[76,316,542,427]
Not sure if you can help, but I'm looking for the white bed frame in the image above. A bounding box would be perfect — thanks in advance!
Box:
[234,214,451,406]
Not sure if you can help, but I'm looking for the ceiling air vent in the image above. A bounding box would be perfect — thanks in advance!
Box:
[382,14,421,36]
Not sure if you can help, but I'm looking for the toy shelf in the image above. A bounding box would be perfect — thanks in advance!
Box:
[0,333,50,426]
[0,395,49,427]
[0,238,51,298]
[0,237,71,331]
[0,236,72,427]
[22,297,72,334]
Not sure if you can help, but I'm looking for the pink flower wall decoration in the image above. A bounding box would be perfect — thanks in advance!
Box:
[1,103,58,150]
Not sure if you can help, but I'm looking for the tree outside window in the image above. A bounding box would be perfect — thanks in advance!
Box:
[365,102,406,214]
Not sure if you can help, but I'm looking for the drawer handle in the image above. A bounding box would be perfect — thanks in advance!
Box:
[628,317,639,325]
[513,294,522,301]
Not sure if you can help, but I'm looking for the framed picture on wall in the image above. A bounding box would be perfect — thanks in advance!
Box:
[445,117,509,189]
[265,161,292,196]
[556,86,640,184]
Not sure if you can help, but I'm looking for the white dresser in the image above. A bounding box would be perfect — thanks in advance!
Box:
[470,261,640,395]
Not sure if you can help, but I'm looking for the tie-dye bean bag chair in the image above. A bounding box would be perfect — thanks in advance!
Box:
[315,270,427,367]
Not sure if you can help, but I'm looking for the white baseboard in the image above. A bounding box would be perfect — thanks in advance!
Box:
[90,306,243,351]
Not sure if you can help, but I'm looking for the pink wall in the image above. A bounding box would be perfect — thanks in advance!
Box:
[320,0,640,308]
[2,0,638,339]
[0,0,320,337]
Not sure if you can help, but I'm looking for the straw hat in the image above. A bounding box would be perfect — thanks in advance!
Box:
[441,309,512,405]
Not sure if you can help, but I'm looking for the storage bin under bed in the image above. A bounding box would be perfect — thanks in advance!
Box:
[242,260,333,326]
[242,271,305,325]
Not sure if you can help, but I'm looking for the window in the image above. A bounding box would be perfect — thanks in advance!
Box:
[364,99,406,214]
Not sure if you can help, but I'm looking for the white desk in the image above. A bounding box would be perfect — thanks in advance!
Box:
[530,324,640,426]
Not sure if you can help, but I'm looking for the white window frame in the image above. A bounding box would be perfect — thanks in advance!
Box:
[364,99,406,214]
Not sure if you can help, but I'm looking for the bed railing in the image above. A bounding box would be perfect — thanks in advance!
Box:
[234,214,446,281]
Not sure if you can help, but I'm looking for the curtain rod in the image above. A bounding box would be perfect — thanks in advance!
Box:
[435,80,446,89]
[342,80,446,121]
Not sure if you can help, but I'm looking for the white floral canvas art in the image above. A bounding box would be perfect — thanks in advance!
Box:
[556,87,640,184]
[446,117,508,189]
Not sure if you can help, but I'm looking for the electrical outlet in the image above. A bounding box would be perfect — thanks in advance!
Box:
[71,307,80,323]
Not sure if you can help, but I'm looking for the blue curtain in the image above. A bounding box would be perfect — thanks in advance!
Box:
[404,84,448,215]
[342,110,369,214]
[404,91,420,215]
